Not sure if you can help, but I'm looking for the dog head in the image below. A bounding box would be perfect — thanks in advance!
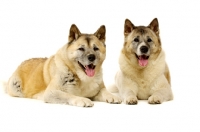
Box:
[123,18,162,67]
[66,24,106,77]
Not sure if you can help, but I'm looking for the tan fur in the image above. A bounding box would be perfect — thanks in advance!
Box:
[7,24,121,107]
[114,18,173,104]
[20,58,47,97]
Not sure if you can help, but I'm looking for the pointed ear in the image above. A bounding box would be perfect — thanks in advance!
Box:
[68,24,81,42]
[148,18,159,35]
[94,25,106,43]
[124,19,135,36]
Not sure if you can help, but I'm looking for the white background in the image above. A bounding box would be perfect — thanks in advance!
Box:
[0,0,200,132]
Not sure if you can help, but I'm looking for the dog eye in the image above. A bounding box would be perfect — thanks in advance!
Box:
[147,38,152,42]
[134,38,139,42]
[78,47,85,51]
[94,47,99,51]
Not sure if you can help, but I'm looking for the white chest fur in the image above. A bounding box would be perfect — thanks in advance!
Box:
[79,79,101,97]
[117,50,166,100]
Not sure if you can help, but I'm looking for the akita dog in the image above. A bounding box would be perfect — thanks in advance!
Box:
[7,24,122,107]
[114,18,173,104]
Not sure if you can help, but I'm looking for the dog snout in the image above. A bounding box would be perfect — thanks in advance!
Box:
[88,54,96,62]
[140,46,148,53]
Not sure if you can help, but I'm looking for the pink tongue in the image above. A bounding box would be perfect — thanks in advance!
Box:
[138,57,148,67]
[85,66,95,77]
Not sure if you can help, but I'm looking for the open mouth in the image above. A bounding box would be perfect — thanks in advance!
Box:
[135,54,149,67]
[78,62,96,77]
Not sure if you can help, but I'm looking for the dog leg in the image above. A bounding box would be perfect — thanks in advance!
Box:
[121,90,138,105]
[44,89,94,107]
[115,72,138,104]
[148,75,173,104]
[117,82,138,105]
[118,84,138,105]
[148,92,163,104]
[148,88,173,104]
[93,88,122,104]
[7,75,23,97]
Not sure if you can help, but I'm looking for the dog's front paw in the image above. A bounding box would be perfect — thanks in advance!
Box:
[69,97,94,107]
[148,94,163,104]
[105,95,122,104]
[125,95,138,105]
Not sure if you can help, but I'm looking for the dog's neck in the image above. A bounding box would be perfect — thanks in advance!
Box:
[54,46,78,77]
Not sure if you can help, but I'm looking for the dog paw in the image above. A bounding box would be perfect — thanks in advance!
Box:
[69,97,94,107]
[105,95,122,104]
[125,96,138,105]
[148,94,163,104]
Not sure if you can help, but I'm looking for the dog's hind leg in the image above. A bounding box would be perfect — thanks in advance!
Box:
[7,74,23,97]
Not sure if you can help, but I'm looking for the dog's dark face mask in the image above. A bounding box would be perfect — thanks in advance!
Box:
[67,24,106,77]
[124,18,161,67]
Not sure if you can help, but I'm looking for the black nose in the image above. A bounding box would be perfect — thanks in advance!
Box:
[88,54,96,62]
[140,46,148,53]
